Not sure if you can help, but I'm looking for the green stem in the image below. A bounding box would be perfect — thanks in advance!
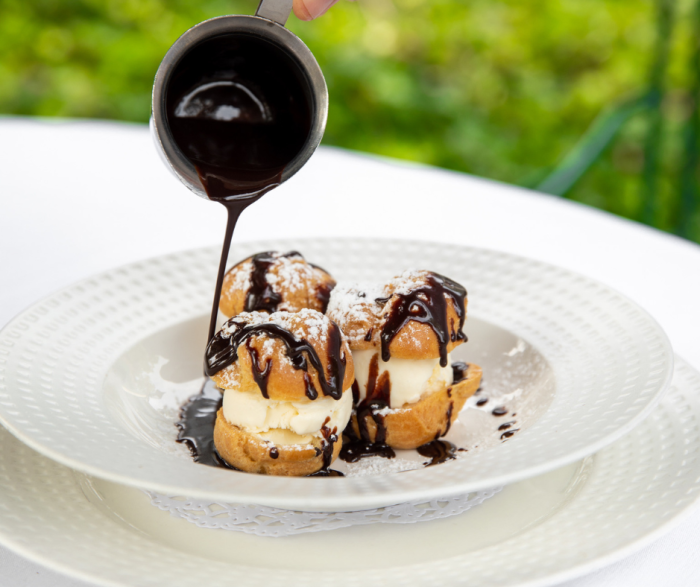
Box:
[536,94,650,197]
[641,0,676,227]
[677,0,700,238]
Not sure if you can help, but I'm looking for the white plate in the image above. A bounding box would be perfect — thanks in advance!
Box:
[0,358,698,587]
[0,239,673,510]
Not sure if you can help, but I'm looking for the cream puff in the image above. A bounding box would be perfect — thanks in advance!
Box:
[326,270,482,449]
[220,251,336,319]
[205,309,354,476]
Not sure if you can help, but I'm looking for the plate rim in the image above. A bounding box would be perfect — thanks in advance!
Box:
[0,238,675,509]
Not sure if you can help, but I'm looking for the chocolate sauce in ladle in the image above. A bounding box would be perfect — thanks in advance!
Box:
[165,33,312,348]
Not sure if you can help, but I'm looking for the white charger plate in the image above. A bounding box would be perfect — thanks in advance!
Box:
[0,239,673,510]
[0,357,698,587]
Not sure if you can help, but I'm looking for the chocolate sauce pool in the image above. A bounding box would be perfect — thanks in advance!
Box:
[165,33,312,347]
[417,440,458,466]
[176,379,233,468]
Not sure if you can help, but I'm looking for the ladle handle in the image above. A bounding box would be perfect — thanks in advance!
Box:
[256,0,294,26]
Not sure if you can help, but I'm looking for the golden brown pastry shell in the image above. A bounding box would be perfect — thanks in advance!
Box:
[350,363,482,449]
[211,314,355,402]
[329,293,467,361]
[219,255,335,317]
[213,409,342,476]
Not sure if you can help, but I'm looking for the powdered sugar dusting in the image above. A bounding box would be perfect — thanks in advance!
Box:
[261,338,277,358]
[231,262,252,292]
[388,269,431,296]
[220,311,269,336]
[229,252,327,297]
[215,364,241,390]
[373,406,398,417]
[327,282,386,315]
[343,456,425,477]
[326,282,386,343]
[326,272,431,346]
[264,252,316,293]
[220,309,334,348]
[268,308,331,346]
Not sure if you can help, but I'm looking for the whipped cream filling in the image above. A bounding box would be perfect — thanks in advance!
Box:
[352,350,453,409]
[222,386,353,443]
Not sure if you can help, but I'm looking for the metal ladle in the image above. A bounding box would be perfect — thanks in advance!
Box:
[150,0,328,199]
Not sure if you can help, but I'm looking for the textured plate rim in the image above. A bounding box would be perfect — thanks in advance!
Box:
[0,239,675,509]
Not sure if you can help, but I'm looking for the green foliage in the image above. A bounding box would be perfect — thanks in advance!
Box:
[1,0,698,242]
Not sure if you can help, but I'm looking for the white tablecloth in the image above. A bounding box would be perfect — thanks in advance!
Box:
[1,118,699,586]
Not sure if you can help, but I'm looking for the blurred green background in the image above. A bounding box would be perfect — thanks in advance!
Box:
[2,0,699,242]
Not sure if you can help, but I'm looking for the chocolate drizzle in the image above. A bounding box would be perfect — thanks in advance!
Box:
[351,380,360,404]
[243,250,328,313]
[357,353,392,442]
[226,250,335,315]
[315,282,334,314]
[304,372,319,400]
[320,419,339,469]
[339,416,396,462]
[451,361,469,383]
[246,338,272,399]
[308,468,344,477]
[442,400,454,436]
[205,320,346,400]
[205,200,265,351]
[340,354,396,462]
[356,400,391,445]
[492,406,508,416]
[378,273,467,368]
[244,251,287,313]
[417,440,458,466]
[307,418,344,476]
[339,436,396,462]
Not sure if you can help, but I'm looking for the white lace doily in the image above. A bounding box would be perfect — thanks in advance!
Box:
[145,487,503,537]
